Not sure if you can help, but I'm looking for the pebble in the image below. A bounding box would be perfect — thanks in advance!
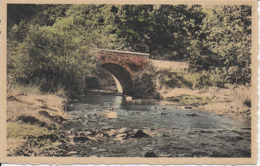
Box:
[96,148,107,152]
[118,127,127,132]
[161,112,167,115]
[116,133,127,139]
[170,141,178,144]
[158,154,172,157]
[67,151,78,156]
[177,153,193,157]
[125,96,133,102]
[143,147,153,151]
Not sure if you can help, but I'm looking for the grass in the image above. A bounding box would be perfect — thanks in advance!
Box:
[7,122,53,139]
[166,95,212,106]
[153,63,251,117]
[54,86,67,98]
[8,82,67,98]
[6,83,68,156]
[9,84,42,95]
[7,122,63,154]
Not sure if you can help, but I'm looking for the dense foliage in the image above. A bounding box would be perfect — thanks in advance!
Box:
[7,4,252,95]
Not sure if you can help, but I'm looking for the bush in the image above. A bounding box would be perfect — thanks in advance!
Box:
[158,70,192,89]
[158,70,201,89]
[157,68,228,89]
[8,24,97,96]
[132,71,156,98]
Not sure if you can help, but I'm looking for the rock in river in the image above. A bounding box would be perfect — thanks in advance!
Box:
[144,151,157,157]
[133,130,149,138]
[73,136,89,143]
[186,113,198,117]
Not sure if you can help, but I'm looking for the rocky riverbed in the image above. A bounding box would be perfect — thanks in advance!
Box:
[37,92,250,157]
[7,91,251,157]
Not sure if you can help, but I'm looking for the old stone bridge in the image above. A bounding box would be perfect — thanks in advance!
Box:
[97,49,151,96]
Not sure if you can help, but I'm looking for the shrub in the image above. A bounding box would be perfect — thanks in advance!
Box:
[132,71,156,98]
[157,68,228,90]
[158,70,201,89]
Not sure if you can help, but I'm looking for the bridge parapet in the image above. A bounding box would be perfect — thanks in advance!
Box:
[98,49,150,57]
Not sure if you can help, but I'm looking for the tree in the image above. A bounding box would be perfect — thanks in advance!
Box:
[115,5,205,60]
[8,4,125,95]
[197,5,252,84]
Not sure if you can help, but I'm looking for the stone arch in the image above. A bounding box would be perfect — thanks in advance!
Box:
[100,63,133,95]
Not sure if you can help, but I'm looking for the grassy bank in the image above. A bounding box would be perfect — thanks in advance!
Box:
[158,86,251,118]
[152,61,251,118]
[7,84,69,156]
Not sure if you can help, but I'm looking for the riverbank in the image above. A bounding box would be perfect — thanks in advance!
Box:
[151,60,251,119]
[157,85,251,119]
[7,86,69,156]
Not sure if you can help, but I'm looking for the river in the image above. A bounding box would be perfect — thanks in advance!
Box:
[63,91,251,157]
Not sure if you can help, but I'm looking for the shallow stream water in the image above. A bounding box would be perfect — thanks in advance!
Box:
[64,91,251,157]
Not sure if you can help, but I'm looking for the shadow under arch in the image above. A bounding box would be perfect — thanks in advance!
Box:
[100,63,133,95]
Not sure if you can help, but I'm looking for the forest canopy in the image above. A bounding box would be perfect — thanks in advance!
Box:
[7,4,252,95]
